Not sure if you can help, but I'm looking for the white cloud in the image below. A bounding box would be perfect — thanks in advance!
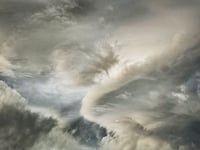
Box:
[0,81,26,109]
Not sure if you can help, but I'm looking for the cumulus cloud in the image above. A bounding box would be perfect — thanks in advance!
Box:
[0,81,95,150]
[30,127,93,150]
[0,81,26,108]
[0,81,56,150]
[0,55,14,76]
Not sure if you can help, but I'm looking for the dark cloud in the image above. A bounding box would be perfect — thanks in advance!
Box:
[0,0,46,32]
[152,118,200,150]
[66,117,107,147]
[69,0,95,15]
[0,105,56,150]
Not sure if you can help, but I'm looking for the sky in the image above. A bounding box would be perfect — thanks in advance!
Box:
[0,0,200,150]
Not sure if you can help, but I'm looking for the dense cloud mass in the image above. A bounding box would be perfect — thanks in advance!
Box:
[0,0,200,150]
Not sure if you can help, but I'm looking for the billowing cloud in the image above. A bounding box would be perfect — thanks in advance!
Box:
[51,42,118,85]
[0,81,93,150]
[81,33,200,150]
[0,0,200,150]
[0,81,26,108]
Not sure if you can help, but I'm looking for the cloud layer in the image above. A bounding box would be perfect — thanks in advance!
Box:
[1,0,200,150]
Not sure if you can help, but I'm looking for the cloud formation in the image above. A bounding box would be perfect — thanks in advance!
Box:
[0,0,200,150]
[51,42,118,85]
[0,81,93,150]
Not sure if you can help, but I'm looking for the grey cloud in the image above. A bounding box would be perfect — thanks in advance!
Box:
[0,80,93,150]
[66,117,107,147]
[0,0,200,150]
[0,55,14,76]
[0,80,56,150]
[0,0,46,32]
[81,44,200,149]
[51,42,118,85]
[0,0,111,78]
[0,105,56,150]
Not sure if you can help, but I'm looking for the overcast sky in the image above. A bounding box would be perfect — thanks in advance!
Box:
[1,0,200,150]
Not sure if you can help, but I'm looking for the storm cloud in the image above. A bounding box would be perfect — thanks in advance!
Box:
[0,0,200,150]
